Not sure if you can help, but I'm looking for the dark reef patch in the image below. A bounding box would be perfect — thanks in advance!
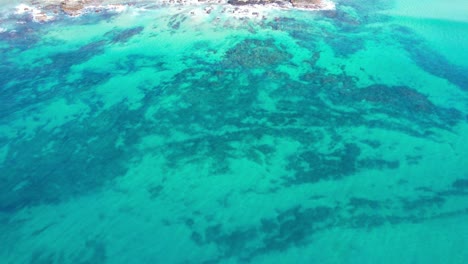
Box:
[260,206,334,251]
[105,26,144,44]
[401,195,446,211]
[452,178,468,189]
[322,83,463,133]
[0,102,150,212]
[0,20,42,51]
[325,33,365,57]
[69,70,114,93]
[139,51,463,189]
[285,143,360,184]
[355,85,437,114]
[50,40,107,74]
[189,206,336,262]
[2,26,464,213]
[265,17,320,50]
[115,54,166,74]
[186,183,468,262]
[223,39,292,69]
[28,238,106,264]
[284,142,400,185]
[29,250,56,264]
[348,197,381,210]
[392,25,468,91]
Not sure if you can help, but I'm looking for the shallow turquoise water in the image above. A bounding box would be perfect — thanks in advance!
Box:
[1,0,468,263]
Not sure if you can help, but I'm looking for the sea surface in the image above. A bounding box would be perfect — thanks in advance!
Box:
[1,0,468,263]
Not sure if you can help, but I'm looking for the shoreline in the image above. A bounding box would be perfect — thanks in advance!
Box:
[4,0,335,23]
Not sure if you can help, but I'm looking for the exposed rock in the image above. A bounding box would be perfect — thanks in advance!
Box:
[227,0,333,10]
[34,12,50,21]
[19,0,333,21]
[290,0,324,9]
[60,1,86,16]
[227,0,289,6]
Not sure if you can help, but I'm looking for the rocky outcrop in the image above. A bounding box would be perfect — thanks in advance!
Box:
[60,0,86,16]
[19,0,332,21]
[290,0,323,9]
[227,0,290,6]
[228,0,326,9]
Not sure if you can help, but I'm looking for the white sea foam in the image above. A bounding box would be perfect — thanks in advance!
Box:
[15,3,55,22]
[84,4,128,14]
[15,4,32,15]
[293,0,335,11]
[320,0,335,10]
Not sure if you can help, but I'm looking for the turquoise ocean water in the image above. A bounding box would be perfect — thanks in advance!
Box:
[1,0,468,263]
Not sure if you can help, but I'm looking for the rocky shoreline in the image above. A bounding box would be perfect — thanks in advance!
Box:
[12,0,334,22]
[228,0,326,9]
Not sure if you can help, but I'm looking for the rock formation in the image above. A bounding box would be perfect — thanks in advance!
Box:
[290,0,323,9]
[228,0,326,9]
